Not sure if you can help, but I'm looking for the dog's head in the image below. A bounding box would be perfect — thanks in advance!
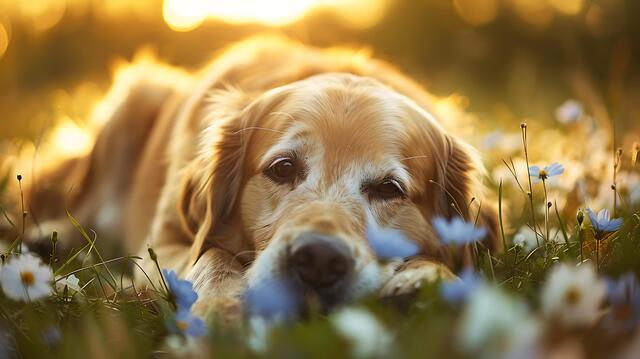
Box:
[179,73,495,310]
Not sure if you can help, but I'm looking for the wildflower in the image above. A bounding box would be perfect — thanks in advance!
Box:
[587,208,623,234]
[162,269,198,310]
[529,162,564,184]
[460,285,540,359]
[247,316,273,353]
[366,214,420,260]
[55,274,82,295]
[512,226,538,253]
[602,273,640,334]
[331,307,393,358]
[441,267,482,304]
[244,278,299,320]
[0,253,52,301]
[173,309,207,337]
[541,263,606,327]
[432,216,487,245]
[555,99,584,124]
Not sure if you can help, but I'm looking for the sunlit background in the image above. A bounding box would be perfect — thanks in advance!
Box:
[0,0,638,174]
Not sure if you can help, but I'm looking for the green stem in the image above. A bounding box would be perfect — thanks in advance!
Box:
[542,179,549,242]
[521,124,540,247]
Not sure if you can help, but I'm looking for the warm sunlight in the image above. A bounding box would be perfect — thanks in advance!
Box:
[162,0,390,31]
[50,118,94,158]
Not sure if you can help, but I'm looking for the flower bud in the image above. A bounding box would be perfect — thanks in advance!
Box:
[577,210,584,226]
[148,247,158,261]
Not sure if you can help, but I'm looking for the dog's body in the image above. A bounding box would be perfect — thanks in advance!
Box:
[20,35,498,318]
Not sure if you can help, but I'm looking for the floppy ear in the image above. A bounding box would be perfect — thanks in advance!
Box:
[178,87,289,264]
[434,135,500,252]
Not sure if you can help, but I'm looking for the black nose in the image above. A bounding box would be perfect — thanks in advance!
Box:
[289,232,354,289]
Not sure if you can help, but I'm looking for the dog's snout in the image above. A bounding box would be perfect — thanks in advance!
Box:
[289,232,353,289]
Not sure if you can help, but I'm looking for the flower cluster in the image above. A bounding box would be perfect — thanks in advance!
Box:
[162,269,206,337]
[439,262,640,358]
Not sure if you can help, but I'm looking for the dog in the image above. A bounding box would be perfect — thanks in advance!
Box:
[15,35,498,318]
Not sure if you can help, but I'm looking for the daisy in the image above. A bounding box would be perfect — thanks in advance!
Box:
[529,162,564,184]
[162,269,198,310]
[0,253,52,301]
[432,216,487,245]
[541,262,606,327]
[602,273,640,334]
[55,274,82,295]
[331,307,393,358]
[174,308,207,337]
[512,226,539,253]
[460,285,540,359]
[587,208,623,234]
[440,267,482,304]
[366,213,420,261]
[555,99,584,124]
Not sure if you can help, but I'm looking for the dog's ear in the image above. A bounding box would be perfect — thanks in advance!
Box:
[179,124,245,264]
[178,87,288,264]
[433,135,500,252]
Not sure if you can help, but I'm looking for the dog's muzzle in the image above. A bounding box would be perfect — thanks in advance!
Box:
[288,231,354,289]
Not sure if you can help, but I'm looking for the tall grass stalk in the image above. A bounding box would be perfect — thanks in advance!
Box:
[520,123,540,246]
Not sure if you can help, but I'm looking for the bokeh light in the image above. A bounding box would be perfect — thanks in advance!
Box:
[162,0,390,31]
[0,22,8,60]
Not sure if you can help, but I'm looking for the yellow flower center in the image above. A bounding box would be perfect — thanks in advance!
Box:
[21,271,35,286]
[538,169,548,180]
[177,320,189,332]
[564,287,581,305]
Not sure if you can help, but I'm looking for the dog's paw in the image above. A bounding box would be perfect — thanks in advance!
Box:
[379,260,457,297]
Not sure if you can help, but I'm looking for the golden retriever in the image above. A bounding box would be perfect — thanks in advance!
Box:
[16,35,498,318]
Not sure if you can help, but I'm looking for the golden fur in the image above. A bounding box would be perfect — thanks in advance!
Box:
[17,35,498,318]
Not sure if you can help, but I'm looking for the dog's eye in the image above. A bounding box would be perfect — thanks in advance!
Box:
[266,157,298,184]
[369,178,406,200]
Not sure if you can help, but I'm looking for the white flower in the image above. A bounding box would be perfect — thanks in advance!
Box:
[331,307,393,358]
[513,226,539,253]
[555,99,583,124]
[460,285,540,359]
[0,253,52,301]
[55,274,82,295]
[247,317,273,354]
[541,262,605,327]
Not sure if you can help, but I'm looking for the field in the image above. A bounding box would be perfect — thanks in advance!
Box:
[1,0,640,358]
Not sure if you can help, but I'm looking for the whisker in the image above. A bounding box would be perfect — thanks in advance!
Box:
[399,155,430,162]
[233,127,285,135]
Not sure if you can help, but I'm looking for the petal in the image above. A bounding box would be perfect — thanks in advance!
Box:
[528,166,540,177]
[545,163,564,176]
[432,216,450,242]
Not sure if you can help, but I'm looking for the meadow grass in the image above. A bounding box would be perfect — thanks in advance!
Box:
[1,119,639,359]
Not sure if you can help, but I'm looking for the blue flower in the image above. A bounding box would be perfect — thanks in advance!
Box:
[432,216,487,245]
[162,269,198,310]
[602,273,640,334]
[366,217,420,261]
[174,309,207,337]
[529,162,564,184]
[555,99,583,124]
[587,208,623,233]
[440,268,482,304]
[244,278,300,320]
